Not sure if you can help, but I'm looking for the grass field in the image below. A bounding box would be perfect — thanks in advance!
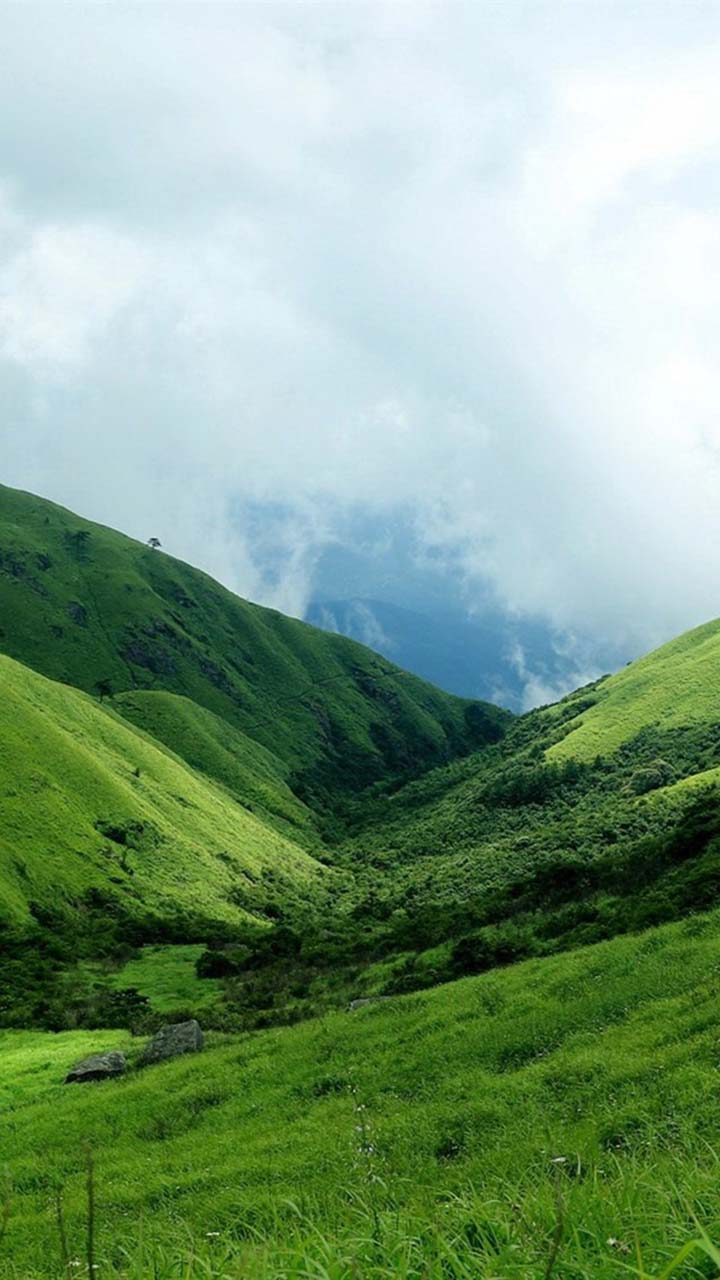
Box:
[106,944,222,1014]
[4,909,720,1278]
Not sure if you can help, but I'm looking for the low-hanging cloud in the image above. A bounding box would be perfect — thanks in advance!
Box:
[2,2,720,660]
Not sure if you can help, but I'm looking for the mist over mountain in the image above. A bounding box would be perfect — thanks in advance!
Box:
[299,514,631,708]
[4,3,720,666]
[307,596,631,711]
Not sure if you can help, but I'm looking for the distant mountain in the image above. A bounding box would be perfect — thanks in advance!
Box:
[306,597,594,711]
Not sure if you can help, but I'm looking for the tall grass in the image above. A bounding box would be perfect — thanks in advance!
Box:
[6,915,720,1278]
[4,1172,720,1280]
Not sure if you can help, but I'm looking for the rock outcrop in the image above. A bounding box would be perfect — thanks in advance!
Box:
[64,1050,127,1084]
[139,1019,204,1066]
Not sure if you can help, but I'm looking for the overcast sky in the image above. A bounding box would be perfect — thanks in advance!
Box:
[2,2,720,678]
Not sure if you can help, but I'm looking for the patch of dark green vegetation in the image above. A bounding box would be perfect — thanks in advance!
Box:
[191,714,720,1029]
[0,894,238,1031]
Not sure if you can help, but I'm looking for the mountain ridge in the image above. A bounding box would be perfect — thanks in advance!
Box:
[0,483,508,827]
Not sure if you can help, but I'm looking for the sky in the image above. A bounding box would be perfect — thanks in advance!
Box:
[2,1,720,704]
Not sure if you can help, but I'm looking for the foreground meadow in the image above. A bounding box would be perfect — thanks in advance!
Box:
[4,910,720,1279]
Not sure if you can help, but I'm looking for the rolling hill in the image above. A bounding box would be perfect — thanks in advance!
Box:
[0,653,320,930]
[0,484,505,1027]
[0,484,508,827]
[547,617,720,761]
[277,617,720,1006]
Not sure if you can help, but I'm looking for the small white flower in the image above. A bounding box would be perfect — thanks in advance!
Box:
[607,1237,630,1253]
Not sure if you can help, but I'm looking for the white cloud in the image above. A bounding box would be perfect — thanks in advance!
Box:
[1,2,720,661]
[0,223,147,369]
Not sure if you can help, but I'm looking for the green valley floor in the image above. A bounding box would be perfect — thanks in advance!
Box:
[4,909,720,1279]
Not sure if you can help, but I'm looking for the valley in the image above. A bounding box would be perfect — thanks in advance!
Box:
[2,484,720,1277]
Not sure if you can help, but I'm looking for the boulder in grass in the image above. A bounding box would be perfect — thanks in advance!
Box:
[64,1050,126,1084]
[139,1019,204,1066]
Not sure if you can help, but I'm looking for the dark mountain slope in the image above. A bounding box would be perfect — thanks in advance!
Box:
[0,485,509,823]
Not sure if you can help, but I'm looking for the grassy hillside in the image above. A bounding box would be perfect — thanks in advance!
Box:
[4,910,720,1278]
[0,654,320,932]
[0,485,507,821]
[547,618,720,761]
[112,689,318,847]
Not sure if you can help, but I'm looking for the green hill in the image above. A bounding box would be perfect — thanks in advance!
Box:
[547,617,720,761]
[0,654,320,931]
[112,688,318,846]
[0,484,504,1029]
[282,619,720,1006]
[4,483,720,1036]
[0,484,507,828]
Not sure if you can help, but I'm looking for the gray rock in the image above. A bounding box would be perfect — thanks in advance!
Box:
[64,1050,126,1084]
[347,996,388,1012]
[139,1019,204,1066]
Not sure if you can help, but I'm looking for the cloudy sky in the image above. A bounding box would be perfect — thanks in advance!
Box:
[2,2,720,698]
